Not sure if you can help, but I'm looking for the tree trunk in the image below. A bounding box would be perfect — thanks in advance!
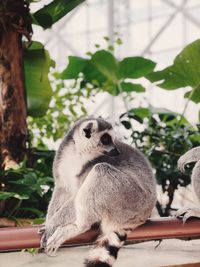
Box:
[0,28,27,169]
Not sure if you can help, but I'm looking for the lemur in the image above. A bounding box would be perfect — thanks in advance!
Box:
[39,117,157,267]
[176,146,200,222]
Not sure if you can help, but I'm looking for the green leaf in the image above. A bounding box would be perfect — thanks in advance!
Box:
[116,37,123,45]
[149,107,181,123]
[146,39,200,103]
[149,107,177,116]
[33,0,85,29]
[0,191,29,200]
[102,82,118,96]
[121,120,131,129]
[119,57,156,79]
[91,50,119,83]
[61,56,88,79]
[126,107,151,123]
[184,85,200,103]
[128,107,150,119]
[120,82,145,93]
[32,217,45,225]
[24,41,53,117]
[83,61,106,84]
[146,66,190,89]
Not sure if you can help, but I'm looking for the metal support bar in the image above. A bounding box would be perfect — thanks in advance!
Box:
[108,0,115,44]
[56,33,81,55]
[141,0,187,55]
[162,0,200,28]
[108,0,115,123]
[0,217,200,252]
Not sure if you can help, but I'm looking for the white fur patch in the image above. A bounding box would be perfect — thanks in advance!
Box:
[57,145,95,193]
[87,247,115,266]
[108,233,122,247]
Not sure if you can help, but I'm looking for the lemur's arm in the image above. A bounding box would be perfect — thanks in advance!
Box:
[45,155,72,222]
[177,146,200,173]
[46,186,70,221]
[38,185,70,237]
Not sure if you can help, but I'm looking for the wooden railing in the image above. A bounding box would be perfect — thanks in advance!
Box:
[0,217,200,252]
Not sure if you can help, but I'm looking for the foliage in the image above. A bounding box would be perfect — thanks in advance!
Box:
[146,39,200,104]
[32,0,86,29]
[60,45,156,96]
[120,107,200,216]
[0,151,54,218]
[27,73,96,148]
[24,41,54,117]
[27,39,156,147]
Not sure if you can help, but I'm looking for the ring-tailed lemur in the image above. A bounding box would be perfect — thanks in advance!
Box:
[176,146,200,222]
[39,117,157,266]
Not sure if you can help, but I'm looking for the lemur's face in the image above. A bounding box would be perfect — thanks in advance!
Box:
[73,118,120,156]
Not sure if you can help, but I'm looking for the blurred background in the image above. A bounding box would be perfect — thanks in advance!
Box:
[31,0,200,123]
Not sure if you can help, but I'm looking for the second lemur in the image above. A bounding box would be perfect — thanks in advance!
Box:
[176,146,200,222]
[39,117,157,267]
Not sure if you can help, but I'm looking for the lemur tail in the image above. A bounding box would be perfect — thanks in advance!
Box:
[84,230,127,267]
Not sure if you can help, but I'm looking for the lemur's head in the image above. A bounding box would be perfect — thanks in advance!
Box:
[71,117,120,156]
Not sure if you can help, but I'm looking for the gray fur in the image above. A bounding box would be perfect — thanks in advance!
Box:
[40,117,157,266]
[96,118,113,132]
[176,146,200,222]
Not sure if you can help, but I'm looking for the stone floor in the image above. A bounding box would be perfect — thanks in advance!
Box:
[1,239,200,267]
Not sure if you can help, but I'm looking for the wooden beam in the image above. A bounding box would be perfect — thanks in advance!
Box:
[0,217,200,252]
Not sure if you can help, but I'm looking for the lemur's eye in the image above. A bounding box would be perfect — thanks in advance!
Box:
[100,133,112,145]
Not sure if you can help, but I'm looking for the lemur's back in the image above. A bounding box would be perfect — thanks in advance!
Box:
[73,140,154,180]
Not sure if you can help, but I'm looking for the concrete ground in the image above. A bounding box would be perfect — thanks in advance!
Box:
[1,239,200,267]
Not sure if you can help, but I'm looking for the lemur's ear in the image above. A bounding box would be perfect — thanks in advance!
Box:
[83,122,93,138]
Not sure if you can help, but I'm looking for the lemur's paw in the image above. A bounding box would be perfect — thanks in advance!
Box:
[40,225,56,249]
[45,227,64,257]
[38,225,45,235]
[176,206,200,224]
[177,157,186,173]
[40,232,48,249]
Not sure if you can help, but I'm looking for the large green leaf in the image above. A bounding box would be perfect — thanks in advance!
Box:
[61,56,88,79]
[24,41,53,117]
[146,39,200,103]
[60,55,107,86]
[83,61,107,85]
[59,50,155,96]
[91,50,119,83]
[33,0,85,29]
[119,57,156,79]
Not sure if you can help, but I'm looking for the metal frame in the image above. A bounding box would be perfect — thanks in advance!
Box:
[43,0,200,60]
